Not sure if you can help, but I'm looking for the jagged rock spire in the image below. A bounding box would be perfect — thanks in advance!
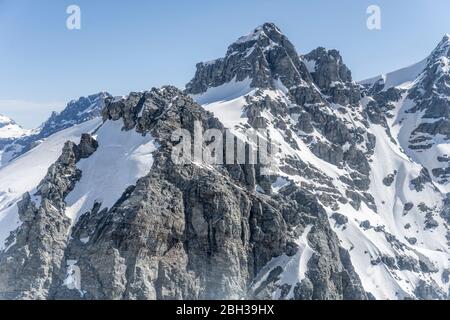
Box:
[185,22,312,95]
[303,47,352,89]
[428,34,450,63]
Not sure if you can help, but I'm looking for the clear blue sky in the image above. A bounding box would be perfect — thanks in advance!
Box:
[1,0,450,128]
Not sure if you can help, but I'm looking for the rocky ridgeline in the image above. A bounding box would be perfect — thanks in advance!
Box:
[186,23,311,94]
[40,92,111,139]
[1,23,449,300]
[185,23,450,299]
[0,133,98,299]
[0,86,367,299]
[0,115,30,152]
[367,35,450,184]
[186,23,376,216]
[0,92,110,166]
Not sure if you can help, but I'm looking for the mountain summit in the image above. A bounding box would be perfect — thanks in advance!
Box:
[0,115,31,164]
[0,114,30,140]
[186,23,313,96]
[0,24,449,300]
[363,34,450,186]
[362,34,450,92]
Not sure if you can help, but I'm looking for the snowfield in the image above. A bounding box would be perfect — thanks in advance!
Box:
[0,114,30,140]
[65,119,158,225]
[192,69,450,299]
[1,24,450,300]
[0,119,103,250]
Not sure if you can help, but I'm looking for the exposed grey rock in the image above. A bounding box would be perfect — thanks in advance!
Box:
[293,279,313,300]
[310,142,343,167]
[419,258,439,273]
[0,86,367,300]
[415,202,441,230]
[184,26,380,236]
[252,267,284,299]
[381,256,397,269]
[404,203,414,212]
[414,279,447,300]
[331,213,348,226]
[441,193,450,224]
[40,93,110,138]
[442,269,450,283]
[383,172,396,186]
[0,134,95,299]
[79,133,99,159]
[425,212,439,230]
[2,23,448,301]
[397,256,420,272]
[360,220,371,230]
[186,23,313,95]
[410,168,432,192]
[304,47,362,107]
[304,48,351,89]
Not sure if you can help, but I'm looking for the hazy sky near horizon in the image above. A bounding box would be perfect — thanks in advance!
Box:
[1,0,450,128]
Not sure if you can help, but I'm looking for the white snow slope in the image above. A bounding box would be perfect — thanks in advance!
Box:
[65,119,157,225]
[192,74,450,299]
[0,119,103,250]
[0,114,30,140]
[0,116,158,251]
[360,58,427,91]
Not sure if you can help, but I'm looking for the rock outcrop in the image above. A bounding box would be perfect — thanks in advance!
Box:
[0,23,449,300]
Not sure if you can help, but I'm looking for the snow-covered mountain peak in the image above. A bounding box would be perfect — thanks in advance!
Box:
[234,22,283,45]
[364,34,450,189]
[227,22,290,62]
[0,114,13,126]
[429,34,450,61]
[362,35,450,92]
[0,114,30,140]
[186,26,450,299]
[39,92,111,136]
[186,23,313,97]
[1,24,450,300]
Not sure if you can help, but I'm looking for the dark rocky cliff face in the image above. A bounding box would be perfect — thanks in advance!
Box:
[186,23,314,95]
[184,24,450,299]
[0,86,367,300]
[1,24,449,300]
[186,23,376,217]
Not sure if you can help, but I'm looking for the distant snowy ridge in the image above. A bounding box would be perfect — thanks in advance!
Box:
[0,23,449,300]
[187,24,450,300]
[0,92,110,167]
[361,34,450,91]
[360,58,428,91]
[0,114,30,140]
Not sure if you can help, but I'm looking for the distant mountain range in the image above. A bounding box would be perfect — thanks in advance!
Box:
[0,23,449,300]
[0,92,110,166]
